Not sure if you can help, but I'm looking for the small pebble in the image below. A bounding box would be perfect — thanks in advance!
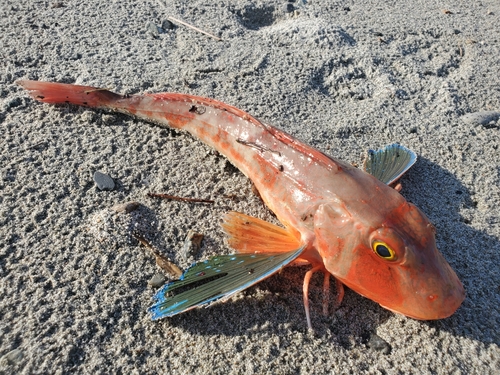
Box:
[6,97,23,108]
[111,201,140,214]
[94,171,115,191]
[161,19,175,31]
[148,272,166,288]
[1,348,23,366]
[146,21,159,39]
[461,111,500,126]
[181,230,204,261]
[367,333,392,354]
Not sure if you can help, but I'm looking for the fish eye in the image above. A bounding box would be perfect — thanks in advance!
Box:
[372,241,397,261]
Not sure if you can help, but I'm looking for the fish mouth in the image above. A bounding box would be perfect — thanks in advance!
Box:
[382,302,459,320]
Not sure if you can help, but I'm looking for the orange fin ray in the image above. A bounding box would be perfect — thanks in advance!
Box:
[303,266,345,329]
[221,212,302,254]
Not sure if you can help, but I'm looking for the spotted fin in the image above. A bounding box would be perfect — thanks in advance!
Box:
[221,211,301,254]
[363,143,417,185]
[149,246,305,319]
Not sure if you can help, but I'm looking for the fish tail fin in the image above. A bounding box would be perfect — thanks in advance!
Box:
[16,80,122,108]
[221,211,302,254]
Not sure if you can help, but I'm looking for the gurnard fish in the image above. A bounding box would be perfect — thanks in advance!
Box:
[18,80,465,328]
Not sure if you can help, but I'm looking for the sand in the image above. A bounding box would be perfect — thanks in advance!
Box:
[1,0,499,373]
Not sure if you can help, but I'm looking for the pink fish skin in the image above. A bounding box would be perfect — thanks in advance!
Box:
[17,80,465,322]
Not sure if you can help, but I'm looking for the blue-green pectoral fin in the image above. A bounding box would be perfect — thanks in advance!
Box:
[363,143,417,185]
[149,246,305,320]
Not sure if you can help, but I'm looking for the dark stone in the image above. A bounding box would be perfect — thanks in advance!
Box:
[6,97,23,108]
[161,20,175,30]
[93,171,115,191]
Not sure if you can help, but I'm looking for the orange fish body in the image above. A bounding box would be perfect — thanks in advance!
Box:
[18,80,465,325]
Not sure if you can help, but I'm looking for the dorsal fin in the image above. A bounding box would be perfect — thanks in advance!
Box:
[221,212,302,254]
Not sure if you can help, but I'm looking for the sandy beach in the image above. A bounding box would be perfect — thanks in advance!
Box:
[1,0,499,373]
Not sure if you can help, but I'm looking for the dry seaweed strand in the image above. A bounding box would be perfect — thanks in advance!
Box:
[168,16,222,41]
[147,192,214,204]
[133,233,183,278]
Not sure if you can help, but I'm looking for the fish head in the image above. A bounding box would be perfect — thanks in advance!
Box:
[314,201,465,320]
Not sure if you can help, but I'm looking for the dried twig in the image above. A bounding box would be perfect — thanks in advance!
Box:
[168,16,222,41]
[147,192,214,204]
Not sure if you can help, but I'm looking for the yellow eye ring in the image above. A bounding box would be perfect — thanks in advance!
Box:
[372,241,397,260]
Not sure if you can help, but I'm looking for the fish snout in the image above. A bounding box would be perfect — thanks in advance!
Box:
[409,257,465,320]
[422,275,465,319]
[380,252,465,320]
